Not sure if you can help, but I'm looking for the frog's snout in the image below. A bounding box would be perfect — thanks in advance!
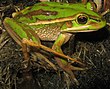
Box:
[99,17,106,28]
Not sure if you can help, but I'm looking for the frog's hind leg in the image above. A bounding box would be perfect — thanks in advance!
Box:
[34,52,57,70]
[3,19,31,69]
[21,41,53,70]
[22,38,84,65]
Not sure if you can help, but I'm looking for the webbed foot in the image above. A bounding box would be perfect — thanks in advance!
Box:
[55,57,85,85]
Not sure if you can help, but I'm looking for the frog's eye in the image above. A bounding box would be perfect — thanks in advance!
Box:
[77,15,88,24]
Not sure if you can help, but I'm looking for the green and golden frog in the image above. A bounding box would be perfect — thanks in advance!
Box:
[3,1,106,85]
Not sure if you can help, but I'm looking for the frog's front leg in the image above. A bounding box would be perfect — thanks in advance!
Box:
[52,33,83,67]
[52,33,84,85]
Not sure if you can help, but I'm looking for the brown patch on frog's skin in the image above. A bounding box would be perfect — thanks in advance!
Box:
[38,3,49,6]
[28,13,100,25]
[88,21,100,28]
[25,9,58,18]
[66,21,73,28]
[13,7,33,18]
[29,15,76,25]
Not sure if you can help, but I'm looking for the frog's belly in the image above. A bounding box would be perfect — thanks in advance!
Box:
[35,25,61,41]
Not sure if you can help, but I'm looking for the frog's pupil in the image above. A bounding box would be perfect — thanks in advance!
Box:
[77,15,88,24]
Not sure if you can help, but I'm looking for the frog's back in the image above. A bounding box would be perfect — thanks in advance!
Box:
[17,1,99,21]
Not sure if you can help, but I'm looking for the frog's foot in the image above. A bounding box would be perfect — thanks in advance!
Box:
[21,59,30,70]
[55,57,85,85]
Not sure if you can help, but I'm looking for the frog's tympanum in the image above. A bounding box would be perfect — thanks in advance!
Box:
[3,2,106,85]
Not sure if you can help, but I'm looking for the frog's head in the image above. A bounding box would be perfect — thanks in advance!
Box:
[61,3,106,33]
[62,13,106,33]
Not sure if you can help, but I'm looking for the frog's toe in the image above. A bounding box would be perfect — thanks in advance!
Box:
[55,58,86,85]
[64,71,79,86]
[63,66,80,85]
[69,64,86,71]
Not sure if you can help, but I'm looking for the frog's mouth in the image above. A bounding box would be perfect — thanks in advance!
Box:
[61,19,106,33]
[61,25,95,33]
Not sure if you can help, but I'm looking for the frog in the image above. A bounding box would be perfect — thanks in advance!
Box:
[3,1,106,85]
